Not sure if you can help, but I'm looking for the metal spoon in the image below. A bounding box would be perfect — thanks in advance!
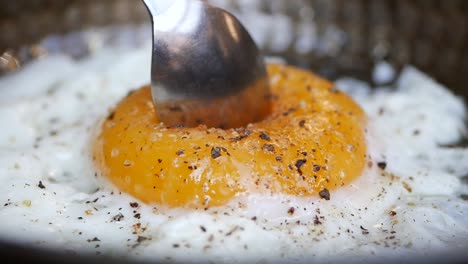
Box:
[142,0,271,128]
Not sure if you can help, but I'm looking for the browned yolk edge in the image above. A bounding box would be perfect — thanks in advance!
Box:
[93,64,367,208]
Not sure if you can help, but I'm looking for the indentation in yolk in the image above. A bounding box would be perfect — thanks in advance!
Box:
[93,64,367,208]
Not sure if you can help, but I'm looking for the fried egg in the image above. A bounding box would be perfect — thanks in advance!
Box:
[93,64,368,208]
[0,41,467,263]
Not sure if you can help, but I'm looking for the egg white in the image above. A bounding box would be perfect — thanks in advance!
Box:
[0,41,467,263]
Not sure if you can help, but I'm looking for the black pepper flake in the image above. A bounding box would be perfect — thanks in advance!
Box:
[134,213,141,219]
[319,188,330,200]
[287,207,295,215]
[87,237,100,242]
[176,149,185,156]
[360,226,369,235]
[112,213,124,222]
[275,156,282,161]
[158,159,162,163]
[220,147,230,156]
[38,181,46,189]
[129,202,139,208]
[200,226,207,232]
[377,162,387,170]
[313,165,321,172]
[295,159,307,175]
[173,244,180,248]
[259,133,271,141]
[230,128,252,142]
[208,234,214,242]
[299,120,306,127]
[314,215,322,225]
[226,226,240,236]
[251,216,257,221]
[211,147,222,159]
[107,111,115,121]
[263,144,275,153]
[137,236,148,243]
[389,211,397,216]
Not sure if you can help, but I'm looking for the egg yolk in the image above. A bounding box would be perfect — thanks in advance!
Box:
[93,64,367,208]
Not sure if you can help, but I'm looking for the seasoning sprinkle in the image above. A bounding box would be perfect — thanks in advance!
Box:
[87,237,100,242]
[295,159,307,175]
[263,144,275,153]
[259,133,271,141]
[377,162,387,170]
[211,147,222,159]
[319,188,331,200]
[360,226,369,235]
[38,181,46,189]
[112,213,124,222]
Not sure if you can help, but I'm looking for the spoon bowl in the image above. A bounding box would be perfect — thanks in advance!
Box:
[142,0,271,128]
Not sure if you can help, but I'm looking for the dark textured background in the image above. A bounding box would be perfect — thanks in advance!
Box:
[0,0,467,98]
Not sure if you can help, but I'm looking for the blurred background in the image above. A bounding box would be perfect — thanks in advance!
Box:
[0,0,467,97]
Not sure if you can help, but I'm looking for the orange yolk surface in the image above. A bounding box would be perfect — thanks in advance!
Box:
[93,64,367,208]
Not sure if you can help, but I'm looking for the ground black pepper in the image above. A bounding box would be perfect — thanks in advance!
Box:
[106,111,115,121]
[377,162,387,170]
[211,147,222,159]
[319,188,330,200]
[313,165,321,172]
[314,215,322,225]
[263,144,275,152]
[295,159,307,174]
[38,181,46,189]
[259,133,271,141]
[112,213,124,222]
